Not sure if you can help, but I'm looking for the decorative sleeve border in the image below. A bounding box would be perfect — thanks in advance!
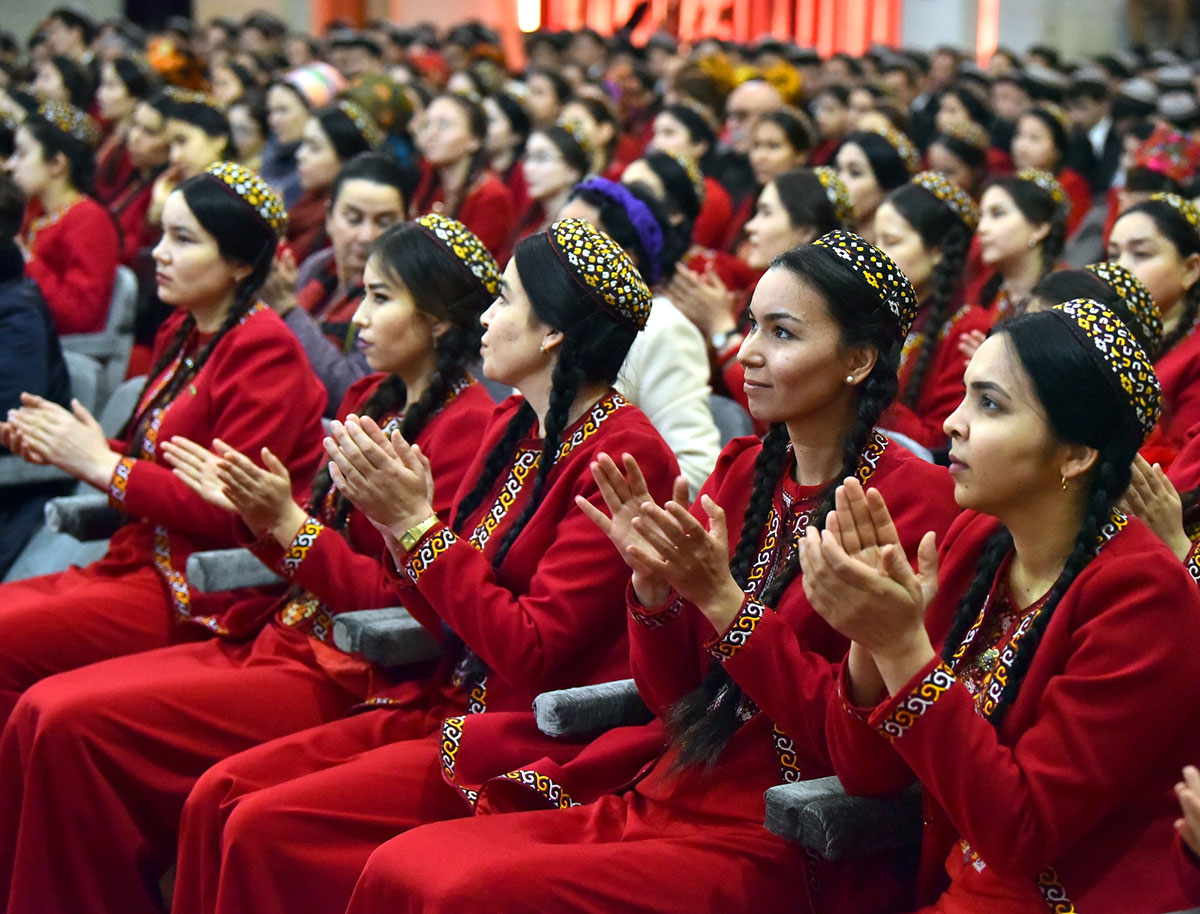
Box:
[1185,540,1200,585]
[403,525,458,585]
[281,516,324,576]
[707,598,766,661]
[628,590,685,628]
[108,456,135,507]
[876,661,955,742]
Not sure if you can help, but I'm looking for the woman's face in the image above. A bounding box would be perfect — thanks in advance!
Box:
[836,141,883,225]
[210,64,244,108]
[415,97,480,168]
[32,62,68,103]
[353,257,439,378]
[847,87,875,130]
[522,131,583,203]
[97,61,135,123]
[479,256,556,390]
[126,102,170,170]
[977,185,1046,270]
[927,141,980,197]
[526,73,562,126]
[813,91,850,141]
[744,181,813,269]
[935,93,969,134]
[228,103,265,162]
[296,116,341,192]
[152,190,249,312]
[1011,114,1059,171]
[874,201,939,298]
[737,266,873,426]
[266,84,309,145]
[483,97,518,157]
[749,120,807,187]
[620,159,666,204]
[944,333,1070,515]
[1108,210,1200,319]
[167,119,227,179]
[562,100,613,161]
[8,126,53,199]
[651,112,706,162]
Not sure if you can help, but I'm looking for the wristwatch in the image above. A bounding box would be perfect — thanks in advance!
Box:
[399,515,439,553]
[710,329,737,352]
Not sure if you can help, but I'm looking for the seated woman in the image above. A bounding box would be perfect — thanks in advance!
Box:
[261,63,347,209]
[409,92,515,261]
[31,54,91,109]
[169,221,679,914]
[875,171,990,452]
[810,84,852,166]
[1010,102,1092,236]
[735,107,814,251]
[0,163,325,728]
[108,90,171,269]
[0,215,500,914]
[650,101,732,250]
[835,123,920,245]
[10,99,119,335]
[509,124,589,245]
[342,231,960,914]
[804,298,1200,914]
[482,89,531,212]
[93,55,161,205]
[288,100,384,263]
[228,89,268,173]
[927,121,993,201]
[148,90,232,232]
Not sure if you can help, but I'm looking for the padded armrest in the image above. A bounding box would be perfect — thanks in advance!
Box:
[332,607,442,667]
[533,678,653,738]
[60,332,123,358]
[185,548,284,592]
[763,776,923,861]
[45,493,126,541]
[0,455,72,486]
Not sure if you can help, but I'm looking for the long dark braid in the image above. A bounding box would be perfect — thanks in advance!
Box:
[452,403,537,532]
[666,246,903,771]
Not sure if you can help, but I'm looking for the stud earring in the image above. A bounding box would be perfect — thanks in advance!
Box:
[1028,237,1038,249]
[1060,475,1068,490]
[539,343,546,353]
[845,375,855,384]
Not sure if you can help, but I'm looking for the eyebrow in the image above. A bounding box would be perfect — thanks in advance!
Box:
[967,379,1009,398]
[761,310,802,324]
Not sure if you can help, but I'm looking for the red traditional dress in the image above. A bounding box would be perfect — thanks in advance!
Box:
[294,257,365,352]
[285,188,330,264]
[1152,318,1200,452]
[109,170,162,267]
[21,195,120,334]
[170,391,678,914]
[827,510,1200,913]
[692,175,734,250]
[0,306,325,728]
[343,434,960,914]
[409,163,516,263]
[881,301,992,450]
[0,374,493,914]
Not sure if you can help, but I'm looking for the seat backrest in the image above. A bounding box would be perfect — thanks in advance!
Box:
[61,350,102,415]
[98,375,147,437]
[708,394,754,446]
[106,265,139,337]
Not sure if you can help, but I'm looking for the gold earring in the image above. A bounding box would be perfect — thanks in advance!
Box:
[1060,475,1068,490]
[539,343,546,353]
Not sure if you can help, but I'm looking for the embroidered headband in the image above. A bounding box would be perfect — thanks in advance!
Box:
[1049,298,1161,437]
[1149,191,1200,243]
[864,123,920,176]
[412,213,501,298]
[35,99,100,147]
[812,229,918,339]
[202,161,287,236]
[939,119,990,151]
[573,177,664,285]
[662,149,706,204]
[546,218,653,330]
[556,115,593,155]
[1083,262,1163,354]
[165,87,224,112]
[1016,168,1068,209]
[912,170,980,231]
[812,166,855,225]
[335,98,385,148]
[1033,101,1071,134]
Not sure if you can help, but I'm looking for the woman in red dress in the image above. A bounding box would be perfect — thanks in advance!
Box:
[803,298,1200,913]
[508,124,588,247]
[1010,102,1092,237]
[0,214,501,914]
[835,123,920,246]
[93,56,161,205]
[0,162,325,727]
[109,90,171,267]
[649,102,732,250]
[343,231,960,914]
[168,220,678,914]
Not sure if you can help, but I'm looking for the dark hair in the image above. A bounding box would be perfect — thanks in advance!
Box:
[491,91,531,149]
[754,108,814,157]
[531,124,590,182]
[978,174,1067,307]
[308,221,491,527]
[451,231,638,567]
[1029,267,1150,340]
[1118,197,1200,356]
[940,312,1141,725]
[329,151,407,209]
[23,115,95,195]
[433,92,491,197]
[109,56,158,102]
[48,8,98,44]
[886,182,972,408]
[928,132,989,189]
[45,55,92,108]
[1017,107,1068,169]
[0,170,23,243]
[660,103,718,173]
[215,60,255,99]
[567,180,678,281]
[630,150,701,240]
[566,95,618,158]
[125,176,278,448]
[771,167,846,237]
[1125,166,1183,197]
[841,130,913,194]
[229,88,269,147]
[666,243,903,769]
[525,66,571,106]
[312,104,376,162]
[940,82,995,129]
[167,96,232,160]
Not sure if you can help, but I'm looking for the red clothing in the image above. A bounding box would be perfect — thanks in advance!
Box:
[94,138,136,205]
[171,391,679,914]
[827,510,1200,913]
[109,173,161,268]
[1155,321,1200,449]
[1177,835,1200,905]
[692,175,734,250]
[294,257,364,352]
[345,434,959,914]
[409,163,516,263]
[0,374,493,914]
[881,302,992,450]
[500,160,529,215]
[21,195,120,334]
[810,138,841,167]
[1058,166,1092,238]
[0,306,325,727]
[285,189,330,264]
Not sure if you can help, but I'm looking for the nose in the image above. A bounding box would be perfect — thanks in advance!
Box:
[152,236,168,264]
[944,396,966,440]
[480,298,499,328]
[350,297,370,328]
[735,327,761,367]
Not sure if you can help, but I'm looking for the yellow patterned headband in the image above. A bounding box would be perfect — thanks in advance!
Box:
[912,170,980,231]
[812,229,918,339]
[812,166,855,225]
[413,213,500,298]
[35,99,100,147]
[1049,298,1161,437]
[203,161,287,236]
[1083,262,1163,355]
[556,116,593,155]
[1016,168,1067,208]
[662,149,706,204]
[864,123,920,175]
[335,99,385,148]
[1149,191,1200,243]
[546,218,653,330]
[939,119,990,151]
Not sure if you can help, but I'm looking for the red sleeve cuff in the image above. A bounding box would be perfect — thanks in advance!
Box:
[705,597,765,661]
[626,580,684,628]
[869,657,956,742]
[280,516,325,576]
[108,455,136,508]
[400,522,457,585]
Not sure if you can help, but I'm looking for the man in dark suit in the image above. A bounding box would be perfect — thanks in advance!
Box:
[1066,68,1123,195]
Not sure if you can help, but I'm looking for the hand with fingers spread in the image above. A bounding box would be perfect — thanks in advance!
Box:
[1177,765,1200,858]
[575,452,682,609]
[664,264,738,341]
[958,328,986,366]
[1,393,120,487]
[1120,454,1191,560]
[324,413,434,537]
[796,477,939,694]
[162,436,237,512]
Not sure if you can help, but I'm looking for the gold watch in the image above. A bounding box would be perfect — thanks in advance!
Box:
[399,515,439,553]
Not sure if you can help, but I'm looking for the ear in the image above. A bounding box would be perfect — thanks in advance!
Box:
[46,149,70,180]
[843,344,878,386]
[540,327,564,355]
[1181,251,1200,291]
[429,317,452,339]
[230,262,254,285]
[1029,220,1051,246]
[1059,441,1099,486]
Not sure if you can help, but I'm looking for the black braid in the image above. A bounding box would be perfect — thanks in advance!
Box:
[1158,281,1200,357]
[979,271,1003,311]
[939,528,1013,662]
[452,402,536,532]
[902,223,970,409]
[727,424,792,587]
